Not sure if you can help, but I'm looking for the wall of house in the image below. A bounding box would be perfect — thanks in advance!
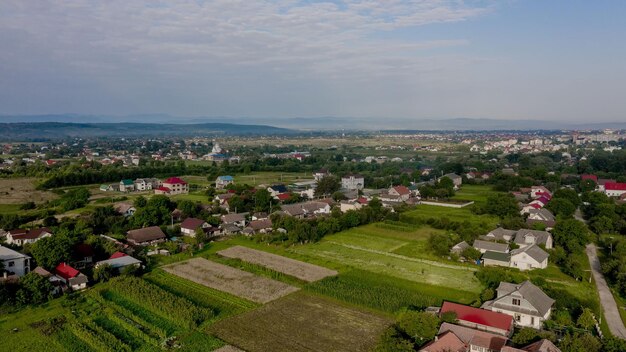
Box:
[510,255,547,270]
[483,258,510,268]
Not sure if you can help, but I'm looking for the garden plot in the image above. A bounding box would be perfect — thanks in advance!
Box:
[162,258,299,304]
[218,245,338,282]
[211,292,392,352]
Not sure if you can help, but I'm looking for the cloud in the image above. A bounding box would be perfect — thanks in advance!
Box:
[0,0,492,116]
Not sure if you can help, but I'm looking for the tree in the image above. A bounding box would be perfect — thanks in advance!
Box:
[590,216,614,234]
[374,326,415,352]
[93,264,116,283]
[602,336,626,352]
[16,272,53,305]
[480,288,495,302]
[428,233,452,257]
[484,194,519,218]
[553,188,581,207]
[134,196,147,208]
[552,219,589,253]
[576,308,595,330]
[315,176,340,197]
[546,198,576,218]
[559,333,601,352]
[194,227,207,244]
[31,235,74,270]
[332,191,346,201]
[397,310,440,346]
[461,247,482,261]
[253,188,272,212]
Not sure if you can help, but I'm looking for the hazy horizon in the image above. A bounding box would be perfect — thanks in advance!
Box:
[1,1,625,123]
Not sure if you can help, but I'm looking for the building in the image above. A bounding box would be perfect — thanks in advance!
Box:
[267,184,289,197]
[440,302,514,337]
[483,251,512,268]
[313,169,330,181]
[113,202,136,217]
[5,227,53,246]
[221,213,247,228]
[161,177,189,195]
[341,174,365,190]
[215,175,234,189]
[387,185,411,202]
[135,178,159,191]
[54,263,88,291]
[126,226,167,245]
[420,322,508,352]
[482,281,555,329]
[482,228,553,250]
[439,173,462,188]
[473,240,509,254]
[525,209,556,229]
[509,244,549,271]
[180,217,210,236]
[605,182,626,197]
[119,179,135,192]
[0,245,31,277]
[95,253,142,273]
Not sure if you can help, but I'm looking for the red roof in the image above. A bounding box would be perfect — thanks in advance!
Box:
[156,186,171,192]
[605,182,626,191]
[581,174,598,182]
[164,177,187,185]
[276,193,291,201]
[440,302,513,332]
[55,263,80,280]
[393,185,411,196]
[181,217,206,230]
[357,197,369,204]
[109,252,127,259]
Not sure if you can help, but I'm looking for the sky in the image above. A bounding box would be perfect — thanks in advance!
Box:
[1,0,625,123]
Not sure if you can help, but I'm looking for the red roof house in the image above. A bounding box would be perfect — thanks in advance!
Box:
[605,182,626,191]
[109,252,127,259]
[276,193,291,201]
[440,302,514,337]
[164,177,187,185]
[581,174,598,182]
[55,263,80,281]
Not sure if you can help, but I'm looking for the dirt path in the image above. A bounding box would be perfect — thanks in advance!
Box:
[586,243,626,339]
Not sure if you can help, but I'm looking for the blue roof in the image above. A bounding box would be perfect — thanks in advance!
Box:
[218,175,234,181]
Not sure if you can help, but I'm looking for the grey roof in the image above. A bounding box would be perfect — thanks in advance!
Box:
[437,322,508,351]
[280,204,305,216]
[96,255,142,269]
[0,245,29,261]
[484,228,517,241]
[473,240,509,253]
[127,226,166,243]
[221,213,246,223]
[528,208,555,221]
[510,244,549,263]
[451,241,470,254]
[513,229,552,247]
[441,173,462,180]
[522,339,561,352]
[482,251,511,262]
[495,280,555,317]
[69,274,88,286]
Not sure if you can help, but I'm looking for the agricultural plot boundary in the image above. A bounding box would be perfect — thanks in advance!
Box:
[162,258,299,304]
[218,245,338,282]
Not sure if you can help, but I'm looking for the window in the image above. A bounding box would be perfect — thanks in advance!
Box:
[515,314,521,322]
[8,261,14,267]
[531,317,535,325]
[512,298,521,306]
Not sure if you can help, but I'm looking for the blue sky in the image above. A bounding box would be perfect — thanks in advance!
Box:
[0,0,625,122]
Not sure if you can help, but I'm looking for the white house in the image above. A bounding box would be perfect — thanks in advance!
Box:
[509,244,549,270]
[605,182,626,197]
[341,174,364,190]
[340,200,363,213]
[482,281,555,329]
[120,179,135,192]
[134,178,157,191]
[0,245,31,277]
[215,175,234,189]
[95,253,142,272]
[5,228,53,246]
[161,177,189,195]
[439,173,462,188]
[313,169,330,181]
[180,217,210,236]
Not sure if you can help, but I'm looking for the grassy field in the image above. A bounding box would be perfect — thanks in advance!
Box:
[452,184,498,204]
[401,204,500,229]
[0,177,57,205]
[210,292,392,352]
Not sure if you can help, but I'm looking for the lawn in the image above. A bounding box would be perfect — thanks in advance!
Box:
[232,172,313,186]
[452,184,499,204]
[401,204,500,229]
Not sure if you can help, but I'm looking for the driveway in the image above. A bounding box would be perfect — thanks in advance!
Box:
[586,243,626,339]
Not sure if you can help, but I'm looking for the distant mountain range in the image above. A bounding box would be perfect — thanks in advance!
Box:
[0,122,295,141]
[0,114,625,136]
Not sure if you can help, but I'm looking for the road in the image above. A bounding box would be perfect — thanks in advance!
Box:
[586,243,626,339]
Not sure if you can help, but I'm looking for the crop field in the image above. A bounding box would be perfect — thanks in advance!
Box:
[162,258,300,303]
[210,292,392,352]
[400,204,500,229]
[0,177,57,204]
[217,246,338,282]
[288,223,482,293]
[452,184,498,203]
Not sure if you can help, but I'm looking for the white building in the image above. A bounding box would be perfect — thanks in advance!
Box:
[509,244,549,270]
[0,245,31,277]
[341,174,364,190]
[482,281,554,329]
[5,228,53,246]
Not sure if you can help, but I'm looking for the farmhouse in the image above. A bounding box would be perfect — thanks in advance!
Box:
[440,301,514,337]
[55,263,88,291]
[180,217,210,236]
[161,177,189,195]
[32,266,64,295]
[135,178,159,191]
[221,213,247,227]
[339,200,363,213]
[341,174,365,190]
[509,244,549,270]
[5,227,53,246]
[215,175,234,189]
[0,245,31,277]
[281,201,332,218]
[525,208,556,228]
[267,184,289,197]
[482,251,512,268]
[119,179,135,192]
[113,202,136,217]
[126,226,166,245]
[482,281,555,329]
[387,185,411,201]
[483,228,553,250]
[95,253,142,272]
[421,322,508,352]
[244,219,273,235]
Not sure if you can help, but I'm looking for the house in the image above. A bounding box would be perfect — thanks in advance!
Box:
[280,201,331,218]
[313,169,330,181]
[252,212,269,221]
[530,186,551,199]
[339,200,363,213]
[221,223,242,235]
[439,173,462,188]
[581,174,598,183]
[386,185,411,202]
[513,229,553,249]
[100,184,114,192]
[154,186,172,195]
[605,182,626,197]
[0,245,31,277]
[55,263,88,291]
[215,193,235,206]
[473,240,509,254]
[113,202,136,217]
[120,179,135,192]
[126,226,167,245]
[221,213,247,228]
[421,323,508,352]
[180,217,210,236]
[450,241,470,255]
[597,178,616,192]
[72,244,94,269]
[95,253,142,272]
[267,184,289,197]
[440,302,514,337]
[526,209,556,229]
[483,228,518,242]
[135,178,158,191]
[161,177,189,195]
[507,339,561,352]
[215,175,234,189]
[5,227,53,246]
[245,219,273,235]
[275,193,292,202]
[32,266,64,295]
[482,281,554,329]
[509,244,549,270]
[482,251,512,268]
[341,174,365,190]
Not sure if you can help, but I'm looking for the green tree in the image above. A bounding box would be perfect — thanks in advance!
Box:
[374,326,414,352]
[590,216,614,234]
[576,308,595,330]
[315,176,340,197]
[397,310,440,346]
[462,247,482,261]
[16,272,53,305]
[552,219,589,253]
[31,235,74,270]
[480,288,495,302]
[559,333,601,352]
[134,196,147,208]
[194,227,207,244]
[546,198,576,218]
[93,264,116,283]
[253,188,272,212]
[484,193,519,218]
[428,233,452,257]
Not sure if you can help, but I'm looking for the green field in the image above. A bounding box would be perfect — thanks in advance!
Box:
[452,184,498,204]
[401,204,500,229]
